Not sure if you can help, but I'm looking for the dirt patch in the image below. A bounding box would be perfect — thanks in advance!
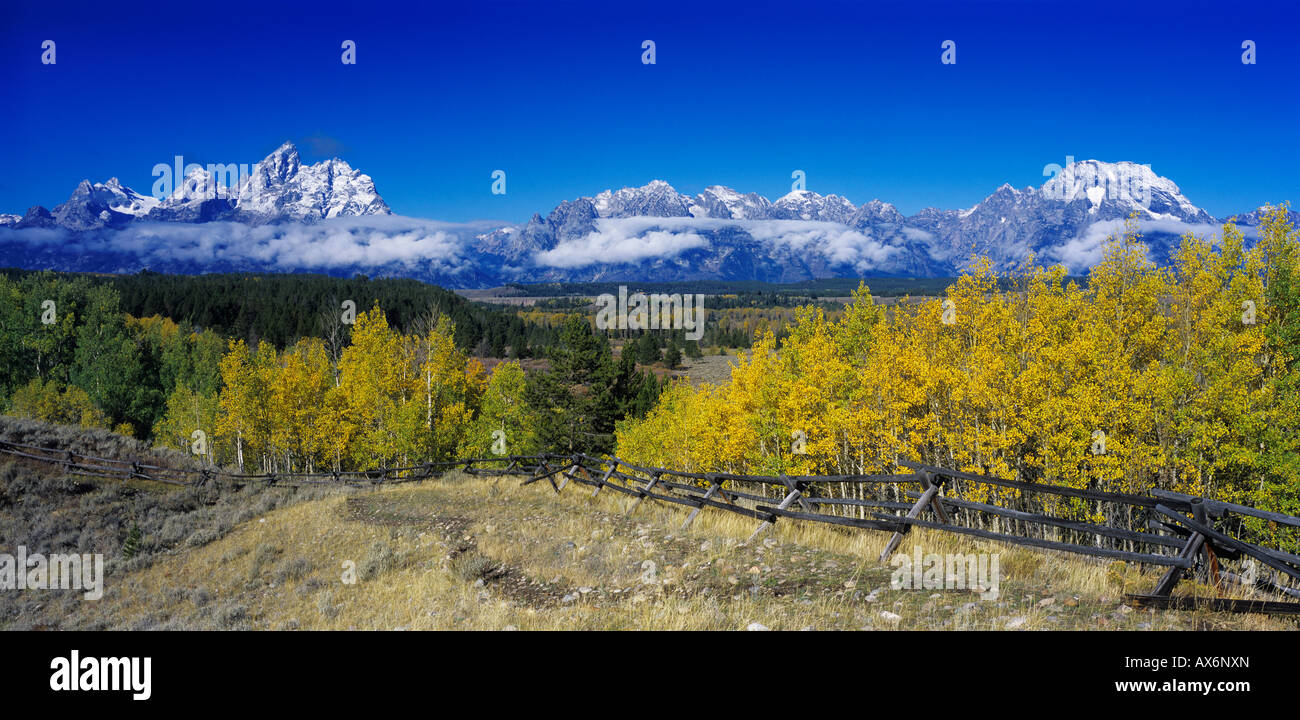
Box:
[344,493,568,608]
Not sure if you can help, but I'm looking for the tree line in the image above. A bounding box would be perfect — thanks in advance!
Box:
[615,208,1300,549]
[0,270,666,469]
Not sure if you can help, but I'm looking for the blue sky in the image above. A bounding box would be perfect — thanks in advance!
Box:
[1,0,1296,223]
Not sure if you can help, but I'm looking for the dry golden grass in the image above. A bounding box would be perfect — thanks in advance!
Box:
[58,472,1299,631]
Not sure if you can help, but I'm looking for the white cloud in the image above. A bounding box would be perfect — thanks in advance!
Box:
[533,216,901,272]
[534,219,710,268]
[0,216,504,276]
[1045,218,1256,271]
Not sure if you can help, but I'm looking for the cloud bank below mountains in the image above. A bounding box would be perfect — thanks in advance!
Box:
[2,216,501,278]
[1044,218,1256,271]
[0,213,1252,283]
[533,217,904,272]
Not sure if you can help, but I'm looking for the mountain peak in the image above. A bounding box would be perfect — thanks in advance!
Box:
[591,180,691,218]
[1038,159,1209,222]
[772,189,856,223]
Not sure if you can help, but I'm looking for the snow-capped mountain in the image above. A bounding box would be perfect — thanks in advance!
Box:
[592,179,692,218]
[689,185,773,220]
[465,162,1281,282]
[1041,160,1212,223]
[15,141,391,230]
[24,178,162,231]
[770,190,858,223]
[144,165,240,223]
[1,156,1289,286]
[234,142,391,222]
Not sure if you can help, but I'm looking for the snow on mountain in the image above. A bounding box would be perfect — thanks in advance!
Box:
[851,199,906,226]
[234,142,391,222]
[43,178,159,231]
[1040,160,1212,223]
[690,185,774,220]
[1,154,1285,286]
[771,190,857,223]
[145,166,240,223]
[476,160,1244,281]
[12,141,392,231]
[592,180,693,218]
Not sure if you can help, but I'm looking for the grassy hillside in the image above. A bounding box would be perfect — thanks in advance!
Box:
[4,420,1293,631]
[0,417,342,629]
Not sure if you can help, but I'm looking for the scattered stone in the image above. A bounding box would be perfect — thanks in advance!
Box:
[1004,616,1028,629]
[561,594,577,604]
[472,578,485,588]
[746,622,770,631]
[1038,597,1055,607]
[878,611,902,623]
[503,625,518,631]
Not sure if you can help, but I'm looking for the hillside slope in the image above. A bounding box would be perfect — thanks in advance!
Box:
[5,447,1292,631]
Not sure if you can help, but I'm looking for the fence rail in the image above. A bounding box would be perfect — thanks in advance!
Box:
[3,439,1298,613]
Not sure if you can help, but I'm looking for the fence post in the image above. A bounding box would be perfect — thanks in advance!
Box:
[679,476,724,531]
[625,471,662,517]
[591,460,619,498]
[921,472,951,524]
[553,460,574,493]
[747,483,803,543]
[1193,501,1223,590]
[1152,498,1209,597]
[527,459,555,491]
[879,472,945,563]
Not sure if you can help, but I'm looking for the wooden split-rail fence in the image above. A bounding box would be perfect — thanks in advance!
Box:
[4,438,1299,615]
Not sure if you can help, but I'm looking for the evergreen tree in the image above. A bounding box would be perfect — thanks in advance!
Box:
[525,315,618,454]
[664,339,682,369]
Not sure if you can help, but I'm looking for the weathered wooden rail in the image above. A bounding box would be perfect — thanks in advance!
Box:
[4,438,1298,614]
[477,452,1300,614]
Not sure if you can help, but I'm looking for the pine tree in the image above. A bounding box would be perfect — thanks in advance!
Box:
[664,340,682,369]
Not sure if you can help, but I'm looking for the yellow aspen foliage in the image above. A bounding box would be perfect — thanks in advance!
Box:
[617,216,1297,532]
